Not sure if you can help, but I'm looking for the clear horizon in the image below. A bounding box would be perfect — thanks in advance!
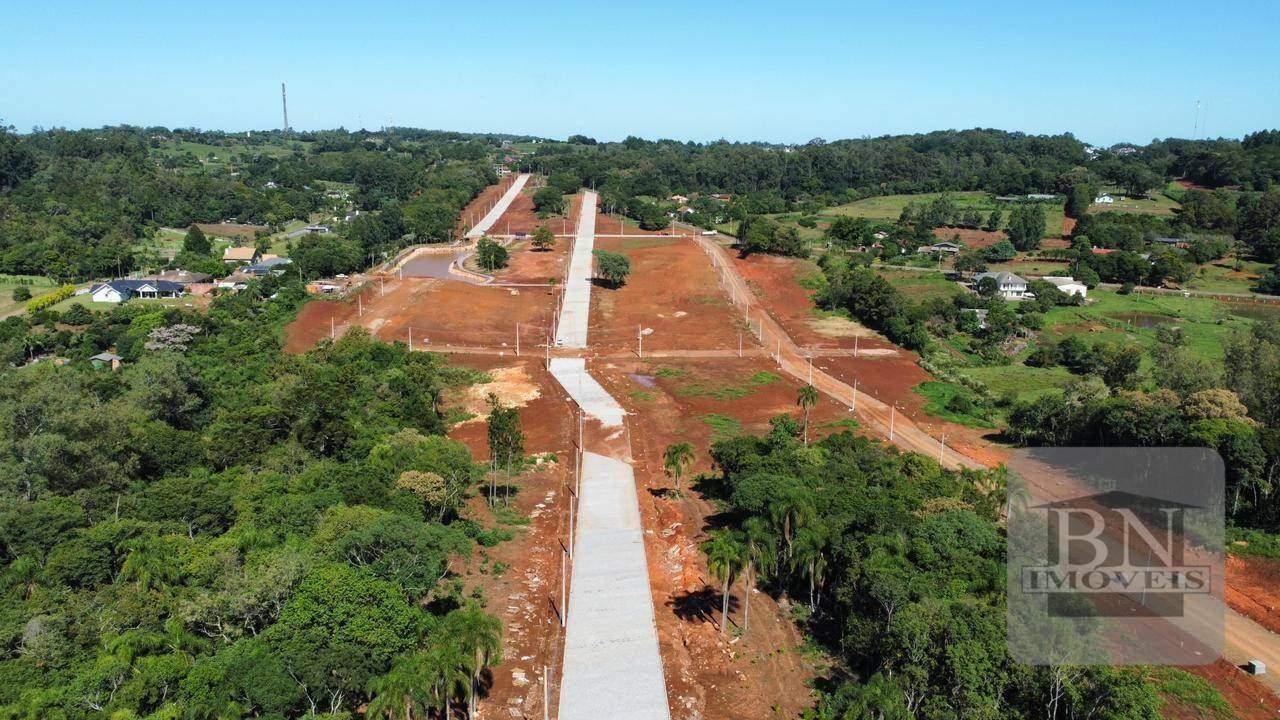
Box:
[2,0,1277,147]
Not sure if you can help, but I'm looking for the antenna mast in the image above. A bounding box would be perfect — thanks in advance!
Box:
[281,83,290,132]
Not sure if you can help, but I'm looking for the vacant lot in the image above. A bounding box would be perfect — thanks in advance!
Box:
[589,235,745,354]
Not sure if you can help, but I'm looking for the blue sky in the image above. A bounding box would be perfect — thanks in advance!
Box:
[2,0,1276,145]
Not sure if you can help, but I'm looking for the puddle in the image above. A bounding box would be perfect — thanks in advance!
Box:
[628,373,657,388]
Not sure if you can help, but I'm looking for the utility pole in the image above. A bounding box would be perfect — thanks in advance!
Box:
[281,83,290,132]
[330,316,335,340]
[568,494,575,558]
[408,327,413,352]
[515,323,520,356]
[889,404,897,442]
[637,324,643,358]
[808,356,813,385]
[851,378,858,412]
[854,334,859,358]
[560,550,567,628]
[939,434,947,464]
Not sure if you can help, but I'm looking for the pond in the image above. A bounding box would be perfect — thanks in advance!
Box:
[401,249,468,279]
[1221,302,1280,323]
[1106,312,1177,329]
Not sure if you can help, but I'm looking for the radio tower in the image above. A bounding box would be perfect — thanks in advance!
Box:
[281,83,290,132]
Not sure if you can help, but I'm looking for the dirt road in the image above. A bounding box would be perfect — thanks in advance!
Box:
[690,233,987,471]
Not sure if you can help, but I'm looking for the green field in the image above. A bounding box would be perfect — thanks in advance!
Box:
[0,275,59,317]
[1184,260,1268,294]
[1087,183,1184,217]
[942,288,1280,410]
[767,191,1068,244]
[879,268,965,302]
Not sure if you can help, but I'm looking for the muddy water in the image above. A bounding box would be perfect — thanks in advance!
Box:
[1107,311,1175,329]
[402,249,467,278]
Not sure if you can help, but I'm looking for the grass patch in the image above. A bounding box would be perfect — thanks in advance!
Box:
[821,418,859,430]
[749,371,780,385]
[1227,526,1280,558]
[490,505,532,527]
[914,381,995,428]
[702,413,741,439]
[878,269,964,303]
[1150,667,1232,719]
[675,383,750,400]
[654,367,685,378]
[630,390,657,402]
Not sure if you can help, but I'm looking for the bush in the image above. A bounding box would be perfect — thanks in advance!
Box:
[11,286,32,302]
[26,285,75,313]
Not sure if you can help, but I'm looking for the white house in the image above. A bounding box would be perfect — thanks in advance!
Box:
[1094,193,1115,204]
[89,279,185,304]
[917,240,962,255]
[973,271,1028,299]
[1039,275,1088,298]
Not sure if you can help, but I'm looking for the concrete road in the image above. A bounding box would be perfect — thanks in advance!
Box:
[556,451,671,720]
[465,173,530,238]
[548,358,627,427]
[555,190,597,349]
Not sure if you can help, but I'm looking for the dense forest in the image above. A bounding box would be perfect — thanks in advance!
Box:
[0,274,524,718]
[0,126,498,281]
[518,129,1280,222]
[701,420,1171,718]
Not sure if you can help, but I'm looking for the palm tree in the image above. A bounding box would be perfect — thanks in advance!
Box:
[367,653,434,720]
[796,385,819,445]
[118,539,176,592]
[704,530,745,635]
[769,486,816,562]
[445,604,503,719]
[791,524,829,611]
[662,442,694,497]
[740,517,777,633]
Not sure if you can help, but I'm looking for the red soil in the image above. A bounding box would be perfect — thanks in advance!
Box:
[1227,555,1280,637]
[1178,659,1278,719]
[195,222,268,240]
[588,235,746,354]
[595,357,848,719]
[930,227,1007,249]
[729,251,1005,466]
[284,276,558,354]
[1062,216,1078,237]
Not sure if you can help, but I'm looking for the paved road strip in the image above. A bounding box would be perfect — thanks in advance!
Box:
[465,173,531,238]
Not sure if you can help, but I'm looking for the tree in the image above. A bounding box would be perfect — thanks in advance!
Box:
[531,224,554,251]
[1064,184,1093,219]
[662,442,694,497]
[983,239,1016,262]
[475,236,509,271]
[366,653,435,720]
[592,250,630,287]
[797,384,819,445]
[444,604,502,719]
[532,187,565,217]
[703,530,744,635]
[953,252,987,274]
[183,225,211,255]
[984,208,1003,232]
[740,517,776,633]
[1006,203,1045,251]
[486,393,524,505]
